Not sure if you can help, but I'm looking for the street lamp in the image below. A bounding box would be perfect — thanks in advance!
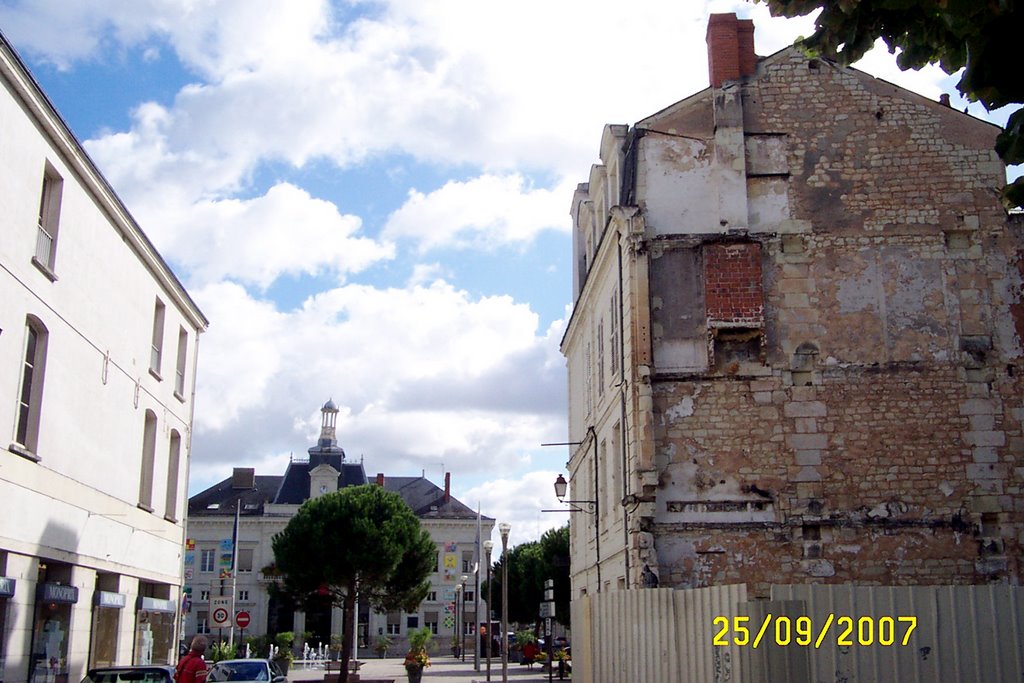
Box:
[454,583,463,659]
[459,574,469,662]
[499,522,511,683]
[553,474,598,514]
[483,539,493,681]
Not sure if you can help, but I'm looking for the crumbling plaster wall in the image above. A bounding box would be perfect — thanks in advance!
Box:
[644,51,1023,595]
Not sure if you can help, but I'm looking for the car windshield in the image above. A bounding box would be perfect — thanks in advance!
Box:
[207,662,269,682]
[84,670,171,683]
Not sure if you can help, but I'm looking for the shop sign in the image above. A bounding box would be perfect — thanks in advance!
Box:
[137,596,177,613]
[39,583,79,604]
[0,576,15,597]
[96,591,127,609]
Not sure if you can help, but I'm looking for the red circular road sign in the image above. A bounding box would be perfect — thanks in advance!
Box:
[236,610,251,629]
[212,607,229,625]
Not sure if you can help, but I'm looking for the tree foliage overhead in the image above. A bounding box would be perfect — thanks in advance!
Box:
[487,525,570,628]
[759,0,1024,208]
[272,485,434,676]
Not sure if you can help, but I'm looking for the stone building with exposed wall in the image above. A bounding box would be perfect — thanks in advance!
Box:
[560,13,1024,600]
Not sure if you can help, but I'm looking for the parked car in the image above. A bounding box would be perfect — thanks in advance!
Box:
[82,666,175,683]
[206,659,286,683]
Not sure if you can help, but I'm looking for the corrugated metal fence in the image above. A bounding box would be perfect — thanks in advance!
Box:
[571,584,1024,683]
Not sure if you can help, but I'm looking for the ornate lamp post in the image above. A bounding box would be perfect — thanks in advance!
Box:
[483,539,494,681]
[459,574,469,662]
[499,522,511,683]
[454,583,463,658]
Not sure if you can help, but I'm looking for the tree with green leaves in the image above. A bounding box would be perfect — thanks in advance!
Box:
[272,485,435,679]
[487,525,571,628]
[759,0,1023,207]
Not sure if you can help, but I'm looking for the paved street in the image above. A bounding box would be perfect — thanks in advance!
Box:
[289,657,569,683]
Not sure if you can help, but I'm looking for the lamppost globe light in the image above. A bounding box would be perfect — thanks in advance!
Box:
[499,522,511,683]
[483,540,494,682]
[554,474,568,499]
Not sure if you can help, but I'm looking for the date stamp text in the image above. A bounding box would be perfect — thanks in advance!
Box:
[713,614,917,648]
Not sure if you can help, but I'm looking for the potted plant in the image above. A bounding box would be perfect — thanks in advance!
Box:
[209,641,237,663]
[272,632,294,674]
[372,635,393,659]
[450,635,461,658]
[403,628,432,683]
[329,634,342,661]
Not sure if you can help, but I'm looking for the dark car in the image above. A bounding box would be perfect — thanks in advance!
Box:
[82,666,176,683]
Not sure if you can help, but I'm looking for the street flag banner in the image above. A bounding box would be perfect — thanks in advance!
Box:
[231,499,240,573]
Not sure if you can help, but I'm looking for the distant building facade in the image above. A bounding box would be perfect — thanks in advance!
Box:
[184,401,493,655]
[0,32,207,682]
[561,14,1023,598]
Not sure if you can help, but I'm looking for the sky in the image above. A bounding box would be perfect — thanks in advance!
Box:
[1,0,1016,548]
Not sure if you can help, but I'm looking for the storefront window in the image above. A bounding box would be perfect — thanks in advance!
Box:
[90,593,125,668]
[30,584,78,683]
[0,576,16,683]
[134,598,176,665]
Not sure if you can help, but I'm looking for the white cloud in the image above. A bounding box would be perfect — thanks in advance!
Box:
[460,470,570,549]
[188,278,568,492]
[384,174,573,252]
[161,183,392,289]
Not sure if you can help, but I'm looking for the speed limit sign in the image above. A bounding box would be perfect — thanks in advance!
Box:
[211,597,231,627]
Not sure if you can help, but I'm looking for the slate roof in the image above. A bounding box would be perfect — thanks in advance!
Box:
[187,468,489,522]
[272,460,368,504]
[383,476,492,521]
[187,475,283,516]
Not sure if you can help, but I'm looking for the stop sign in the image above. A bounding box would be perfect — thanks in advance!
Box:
[236,610,251,629]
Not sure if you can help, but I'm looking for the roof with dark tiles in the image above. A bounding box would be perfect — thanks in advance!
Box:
[187,474,283,516]
[188,467,489,522]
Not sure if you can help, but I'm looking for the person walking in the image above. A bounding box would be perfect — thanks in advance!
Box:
[174,636,209,683]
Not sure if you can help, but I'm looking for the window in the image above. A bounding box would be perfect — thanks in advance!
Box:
[165,430,181,521]
[386,612,401,635]
[406,616,419,629]
[174,327,188,398]
[33,162,63,276]
[609,292,619,376]
[237,548,254,573]
[197,611,210,635]
[238,590,249,601]
[463,591,474,603]
[424,612,438,635]
[461,551,473,573]
[200,550,215,573]
[13,317,48,456]
[199,590,210,601]
[150,299,165,378]
[597,318,605,395]
[138,410,157,510]
[425,591,437,602]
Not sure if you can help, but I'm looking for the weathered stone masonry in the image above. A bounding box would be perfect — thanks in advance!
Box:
[562,13,1024,599]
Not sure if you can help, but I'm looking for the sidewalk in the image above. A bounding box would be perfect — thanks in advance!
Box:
[288,657,569,683]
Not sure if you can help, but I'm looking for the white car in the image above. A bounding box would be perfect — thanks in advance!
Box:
[206,659,286,683]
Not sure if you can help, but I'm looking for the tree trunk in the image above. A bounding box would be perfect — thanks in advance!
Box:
[338,588,356,683]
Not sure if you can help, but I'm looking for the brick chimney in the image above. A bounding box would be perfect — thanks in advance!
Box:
[706,13,757,88]
[231,467,255,489]
[444,472,451,502]
[376,472,385,487]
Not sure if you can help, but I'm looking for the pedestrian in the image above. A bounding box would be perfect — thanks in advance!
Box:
[174,636,208,683]
[523,641,538,669]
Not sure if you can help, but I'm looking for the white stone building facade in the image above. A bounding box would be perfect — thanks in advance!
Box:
[184,404,493,658]
[0,33,207,683]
